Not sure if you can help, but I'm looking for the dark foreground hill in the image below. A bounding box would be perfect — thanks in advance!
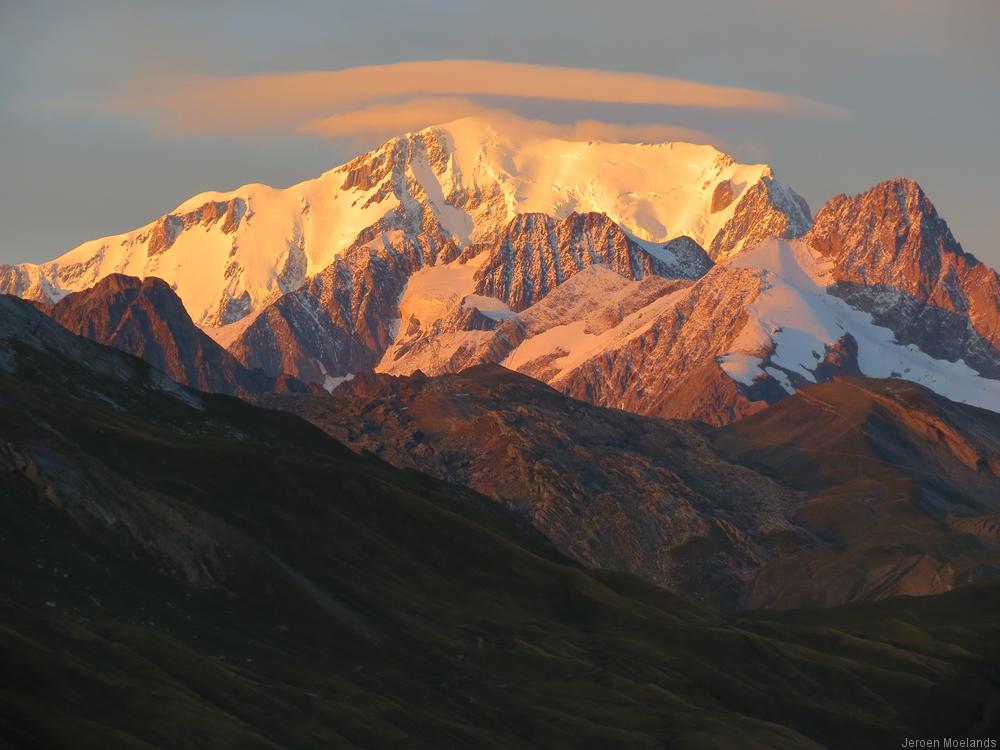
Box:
[1,295,999,749]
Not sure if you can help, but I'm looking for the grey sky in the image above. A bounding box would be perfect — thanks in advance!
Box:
[1,0,997,266]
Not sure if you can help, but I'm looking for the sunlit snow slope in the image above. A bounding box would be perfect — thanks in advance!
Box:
[0,117,804,328]
[718,239,1000,411]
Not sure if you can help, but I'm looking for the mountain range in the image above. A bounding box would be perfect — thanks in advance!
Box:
[4,118,998,427]
[2,292,999,748]
[3,117,1000,747]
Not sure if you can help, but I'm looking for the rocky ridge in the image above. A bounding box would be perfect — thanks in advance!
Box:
[0,118,809,391]
[43,274,308,396]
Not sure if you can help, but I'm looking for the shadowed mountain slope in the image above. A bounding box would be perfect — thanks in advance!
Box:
[43,274,308,396]
[261,363,809,609]
[2,294,999,748]
[714,376,1000,607]
[266,365,1000,611]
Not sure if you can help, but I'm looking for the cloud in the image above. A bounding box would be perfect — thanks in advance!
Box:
[114,59,845,135]
[298,97,721,146]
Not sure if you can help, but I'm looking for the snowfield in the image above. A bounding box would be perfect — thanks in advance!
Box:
[721,238,1000,410]
[3,116,789,329]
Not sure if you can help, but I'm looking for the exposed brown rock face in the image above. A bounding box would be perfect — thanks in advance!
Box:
[807,178,1000,377]
[44,274,300,396]
[468,212,710,311]
[810,333,862,382]
[709,174,812,260]
[711,179,734,213]
[146,199,246,258]
[338,143,397,193]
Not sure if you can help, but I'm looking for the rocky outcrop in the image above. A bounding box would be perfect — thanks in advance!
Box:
[660,234,714,275]
[467,212,709,311]
[711,179,734,213]
[709,173,812,260]
[146,199,246,257]
[44,274,302,396]
[806,177,1000,377]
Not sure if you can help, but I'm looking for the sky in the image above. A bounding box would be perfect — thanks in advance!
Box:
[1,0,998,266]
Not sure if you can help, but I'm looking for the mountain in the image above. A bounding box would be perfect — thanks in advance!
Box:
[264,364,1000,610]
[220,124,807,386]
[2,294,999,748]
[374,174,1000,424]
[0,118,807,327]
[806,177,1000,377]
[4,120,999,429]
[0,118,807,368]
[376,232,1000,425]
[42,274,308,396]
[260,363,809,609]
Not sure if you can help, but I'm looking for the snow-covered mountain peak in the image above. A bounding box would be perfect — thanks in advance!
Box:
[1,116,809,334]
[727,235,834,287]
[716,237,1000,411]
[404,116,781,248]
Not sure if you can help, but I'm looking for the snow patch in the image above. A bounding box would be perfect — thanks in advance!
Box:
[462,294,515,321]
[394,257,482,333]
[324,372,355,393]
[502,267,685,381]
[720,238,1000,409]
